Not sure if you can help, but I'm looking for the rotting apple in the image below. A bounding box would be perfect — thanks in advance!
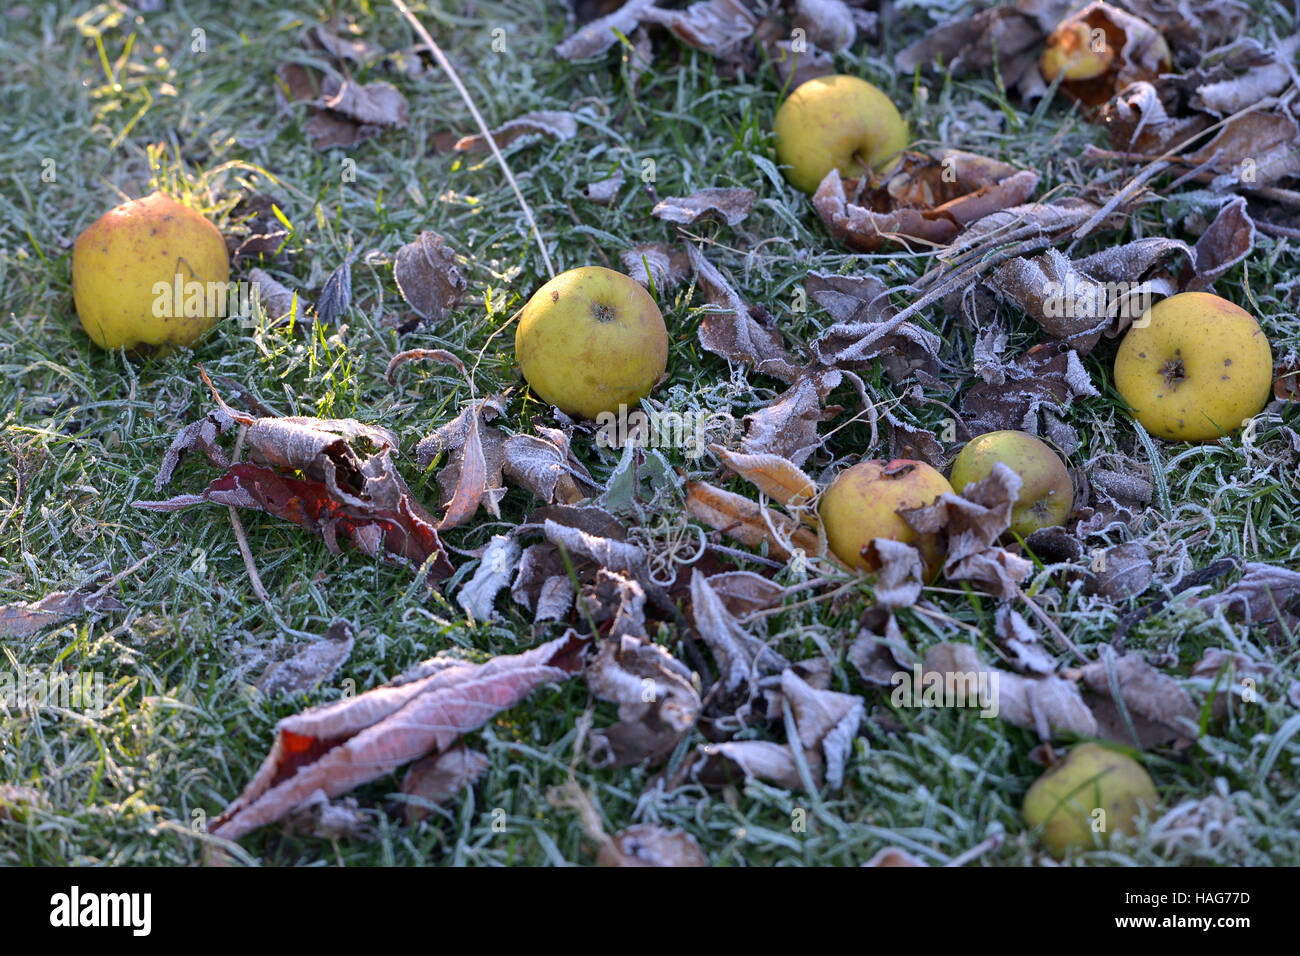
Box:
[72,191,230,351]
[515,265,668,420]
[1114,292,1272,441]
[1022,743,1158,858]
[949,431,1073,539]
[773,74,909,194]
[819,459,952,576]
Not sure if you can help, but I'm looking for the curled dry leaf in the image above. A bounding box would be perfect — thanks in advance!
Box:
[808,271,941,383]
[393,231,466,324]
[1073,646,1198,747]
[555,0,659,59]
[248,269,299,325]
[710,445,816,508]
[864,539,925,610]
[779,669,864,789]
[416,396,508,528]
[586,628,701,767]
[0,587,125,640]
[811,151,1040,253]
[923,643,1098,738]
[306,77,409,149]
[583,169,624,204]
[680,739,818,790]
[136,463,453,577]
[135,388,452,578]
[740,366,844,468]
[901,462,1033,598]
[401,746,490,825]
[688,245,800,384]
[1192,563,1300,642]
[703,570,786,615]
[453,111,578,152]
[652,187,756,227]
[792,0,857,52]
[621,242,691,291]
[690,570,787,694]
[641,0,758,58]
[961,342,1098,455]
[895,1,1047,91]
[458,535,521,622]
[1181,197,1255,292]
[257,620,356,697]
[210,631,588,841]
[597,824,709,867]
[685,479,821,562]
[995,605,1057,676]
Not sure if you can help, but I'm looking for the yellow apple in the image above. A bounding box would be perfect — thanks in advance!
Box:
[773,75,909,194]
[819,459,952,575]
[949,431,1073,538]
[1022,743,1158,858]
[1040,20,1114,81]
[515,266,668,419]
[72,191,230,351]
[1114,292,1272,441]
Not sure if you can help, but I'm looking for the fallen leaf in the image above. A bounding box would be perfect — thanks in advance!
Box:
[400,746,490,824]
[1193,563,1300,641]
[901,463,1033,598]
[641,0,757,58]
[555,0,659,59]
[587,624,701,767]
[923,643,1097,738]
[453,111,578,152]
[621,242,691,291]
[685,479,822,562]
[257,620,355,697]
[393,231,466,324]
[690,570,787,693]
[597,824,709,866]
[688,245,801,384]
[711,446,816,508]
[0,587,125,640]
[457,535,521,622]
[740,367,844,467]
[652,187,756,226]
[210,631,588,841]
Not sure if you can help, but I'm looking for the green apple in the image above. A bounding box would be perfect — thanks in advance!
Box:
[1022,743,1158,858]
[949,431,1073,538]
[1114,292,1273,441]
[773,75,909,194]
[515,266,668,420]
[820,459,952,576]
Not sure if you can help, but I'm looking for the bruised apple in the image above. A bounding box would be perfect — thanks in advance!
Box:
[820,459,952,575]
[72,191,230,350]
[949,431,1073,538]
[515,266,668,420]
[773,75,909,194]
[1022,743,1158,858]
[1114,292,1272,441]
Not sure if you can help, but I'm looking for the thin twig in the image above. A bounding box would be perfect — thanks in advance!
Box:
[391,0,555,278]
[227,425,271,606]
